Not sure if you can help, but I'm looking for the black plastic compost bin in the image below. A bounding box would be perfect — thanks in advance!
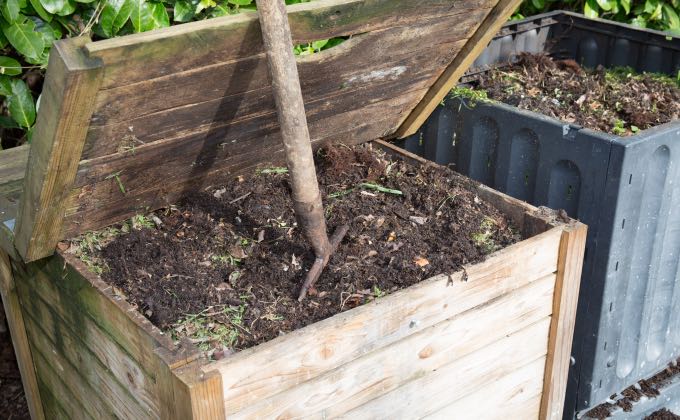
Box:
[396,11,680,419]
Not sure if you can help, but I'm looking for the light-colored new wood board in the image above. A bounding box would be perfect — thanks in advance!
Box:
[205,227,561,413]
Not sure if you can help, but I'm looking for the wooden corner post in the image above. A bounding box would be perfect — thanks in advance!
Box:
[0,250,45,419]
[14,37,103,262]
[540,223,587,420]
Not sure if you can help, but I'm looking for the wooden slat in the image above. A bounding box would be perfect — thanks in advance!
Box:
[36,376,71,420]
[203,227,562,413]
[13,253,180,379]
[84,0,491,88]
[0,144,28,198]
[30,342,108,419]
[63,95,420,235]
[540,223,588,420]
[0,251,45,420]
[230,274,555,418]
[345,318,551,419]
[82,12,483,159]
[22,310,157,419]
[423,357,547,419]
[14,37,103,261]
[395,0,524,138]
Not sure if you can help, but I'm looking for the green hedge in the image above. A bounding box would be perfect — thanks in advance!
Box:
[0,0,678,148]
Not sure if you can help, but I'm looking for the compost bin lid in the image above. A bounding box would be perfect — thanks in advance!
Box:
[12,0,520,262]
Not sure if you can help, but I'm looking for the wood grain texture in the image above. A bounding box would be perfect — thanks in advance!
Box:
[172,363,226,420]
[395,0,524,138]
[84,0,490,88]
[230,275,555,418]
[540,222,588,420]
[0,144,28,199]
[204,227,562,414]
[0,250,45,420]
[14,37,103,261]
[423,356,547,419]
[346,317,551,419]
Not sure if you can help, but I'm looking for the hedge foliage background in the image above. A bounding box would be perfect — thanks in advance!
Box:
[0,0,678,147]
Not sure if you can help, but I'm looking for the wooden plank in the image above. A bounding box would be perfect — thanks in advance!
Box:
[62,94,421,236]
[345,318,550,419]
[20,292,160,417]
[540,223,587,420]
[36,376,71,420]
[22,310,157,419]
[229,275,555,418]
[395,0,524,138]
[84,0,492,88]
[172,363,226,420]
[0,144,28,198]
[423,357,546,419]
[203,227,562,413]
[14,37,103,262]
[13,253,181,379]
[0,251,45,420]
[30,342,109,419]
[81,13,482,159]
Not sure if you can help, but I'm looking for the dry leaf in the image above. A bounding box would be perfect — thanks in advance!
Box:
[387,231,397,242]
[414,257,430,267]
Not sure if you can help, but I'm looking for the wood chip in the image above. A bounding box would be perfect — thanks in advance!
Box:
[409,216,427,225]
[414,257,430,267]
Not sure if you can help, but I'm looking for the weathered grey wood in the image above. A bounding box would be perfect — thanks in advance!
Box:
[14,37,103,261]
[84,0,490,88]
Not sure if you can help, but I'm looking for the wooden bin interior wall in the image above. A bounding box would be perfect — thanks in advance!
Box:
[10,0,523,262]
[3,142,587,418]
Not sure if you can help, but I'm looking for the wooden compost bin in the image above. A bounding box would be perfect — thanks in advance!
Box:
[0,0,586,418]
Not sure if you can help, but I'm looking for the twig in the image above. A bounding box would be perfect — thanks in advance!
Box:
[229,192,252,204]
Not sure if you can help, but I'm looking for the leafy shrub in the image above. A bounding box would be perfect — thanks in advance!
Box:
[514,0,680,35]
[0,0,328,148]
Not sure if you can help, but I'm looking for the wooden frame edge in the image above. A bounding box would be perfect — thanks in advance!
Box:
[0,250,46,419]
[171,361,226,420]
[539,222,587,419]
[14,37,103,262]
[394,0,523,138]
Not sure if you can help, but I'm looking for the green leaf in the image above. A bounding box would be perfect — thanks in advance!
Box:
[0,115,19,129]
[173,0,194,21]
[8,79,35,128]
[1,0,20,22]
[0,56,21,75]
[2,20,45,60]
[75,0,97,3]
[644,0,658,13]
[311,39,328,51]
[596,0,612,11]
[130,0,154,32]
[228,0,251,4]
[148,2,169,28]
[531,0,545,8]
[55,0,76,16]
[100,0,133,37]
[620,0,631,14]
[584,0,600,17]
[662,3,680,28]
[0,75,13,95]
[38,0,67,14]
[28,0,52,21]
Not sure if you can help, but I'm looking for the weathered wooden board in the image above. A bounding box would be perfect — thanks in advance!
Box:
[205,227,561,413]
[0,250,44,420]
[14,0,519,261]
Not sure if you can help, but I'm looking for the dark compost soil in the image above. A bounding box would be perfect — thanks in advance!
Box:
[466,53,680,136]
[585,357,680,419]
[0,306,30,420]
[73,145,521,357]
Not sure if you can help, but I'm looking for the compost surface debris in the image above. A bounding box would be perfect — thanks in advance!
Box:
[470,53,680,136]
[73,145,520,357]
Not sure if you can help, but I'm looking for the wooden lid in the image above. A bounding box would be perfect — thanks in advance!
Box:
[13,0,520,261]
